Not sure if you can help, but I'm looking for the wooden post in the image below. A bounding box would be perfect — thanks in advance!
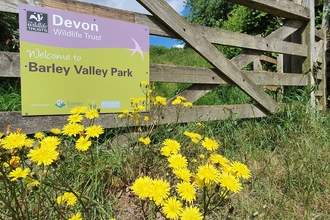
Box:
[301,0,316,107]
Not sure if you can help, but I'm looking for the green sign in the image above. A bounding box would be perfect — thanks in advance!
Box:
[19,4,149,116]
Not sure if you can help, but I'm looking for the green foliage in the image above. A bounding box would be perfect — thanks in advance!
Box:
[185,0,234,28]
[0,12,19,52]
[0,78,21,111]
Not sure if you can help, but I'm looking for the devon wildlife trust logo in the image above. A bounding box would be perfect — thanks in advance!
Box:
[26,10,48,33]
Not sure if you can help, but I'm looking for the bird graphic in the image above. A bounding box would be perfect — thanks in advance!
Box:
[128,38,144,60]
[29,13,43,22]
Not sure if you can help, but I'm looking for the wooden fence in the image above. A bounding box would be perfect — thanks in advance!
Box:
[0,0,328,134]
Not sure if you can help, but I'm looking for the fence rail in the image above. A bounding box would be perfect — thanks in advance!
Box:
[0,0,327,134]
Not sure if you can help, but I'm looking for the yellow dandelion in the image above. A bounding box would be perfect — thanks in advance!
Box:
[40,136,61,149]
[85,109,99,119]
[144,116,149,122]
[57,192,78,206]
[149,179,171,205]
[27,145,59,166]
[86,125,104,137]
[67,114,83,123]
[85,125,104,138]
[154,96,167,106]
[70,106,88,114]
[62,123,84,137]
[183,102,192,107]
[162,197,183,219]
[50,128,61,135]
[180,206,203,220]
[161,139,180,156]
[160,146,172,157]
[210,153,230,165]
[132,176,153,199]
[201,137,219,151]
[176,181,196,202]
[1,133,27,149]
[139,137,151,145]
[231,161,251,179]
[196,164,220,185]
[219,172,242,193]
[26,177,40,187]
[168,154,188,170]
[171,98,182,105]
[68,212,82,220]
[34,132,45,139]
[24,138,35,148]
[184,131,202,143]
[75,136,92,151]
[173,168,191,182]
[8,167,30,181]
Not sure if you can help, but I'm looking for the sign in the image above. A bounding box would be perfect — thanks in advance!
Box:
[19,4,149,116]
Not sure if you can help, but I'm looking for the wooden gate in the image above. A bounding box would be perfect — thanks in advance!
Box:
[0,0,327,134]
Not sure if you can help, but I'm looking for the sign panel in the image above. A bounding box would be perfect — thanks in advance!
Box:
[19,4,149,116]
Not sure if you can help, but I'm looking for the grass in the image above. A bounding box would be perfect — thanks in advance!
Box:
[1,46,330,219]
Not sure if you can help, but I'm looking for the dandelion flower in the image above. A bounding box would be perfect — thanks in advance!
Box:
[196,164,220,185]
[172,98,182,105]
[173,168,191,182]
[231,161,251,179]
[162,197,183,219]
[140,80,148,86]
[34,132,45,139]
[67,114,83,123]
[183,102,192,107]
[85,109,99,119]
[180,206,203,220]
[1,133,27,149]
[176,181,196,202]
[161,139,180,156]
[70,106,88,114]
[27,145,59,166]
[40,136,61,149]
[149,179,171,205]
[184,131,202,143]
[57,192,78,206]
[50,128,61,135]
[24,138,34,148]
[85,125,104,138]
[68,212,82,220]
[8,167,30,181]
[219,172,242,193]
[75,136,92,151]
[210,153,230,165]
[26,177,40,187]
[154,96,167,105]
[139,137,151,145]
[132,176,153,199]
[144,116,149,122]
[168,154,188,169]
[62,123,84,137]
[201,137,219,151]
